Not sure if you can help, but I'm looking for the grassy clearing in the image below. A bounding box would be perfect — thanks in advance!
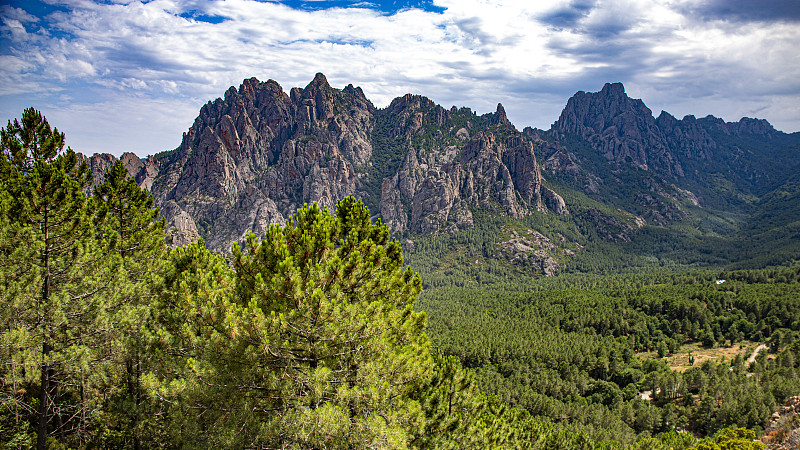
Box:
[638,341,764,372]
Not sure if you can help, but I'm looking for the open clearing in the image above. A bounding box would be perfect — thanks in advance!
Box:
[638,341,768,372]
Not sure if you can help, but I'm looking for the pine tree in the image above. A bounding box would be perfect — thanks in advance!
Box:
[0,168,37,447]
[91,161,166,448]
[153,197,432,448]
[0,108,110,449]
[410,351,484,449]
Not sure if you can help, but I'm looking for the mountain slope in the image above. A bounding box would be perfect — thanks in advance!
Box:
[80,76,800,272]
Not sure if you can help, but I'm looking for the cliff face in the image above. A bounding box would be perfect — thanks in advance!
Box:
[655,112,716,162]
[77,151,159,193]
[146,73,375,249]
[381,132,547,235]
[377,97,567,235]
[79,76,798,259]
[552,82,682,176]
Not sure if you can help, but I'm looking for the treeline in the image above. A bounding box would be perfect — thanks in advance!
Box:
[0,109,773,449]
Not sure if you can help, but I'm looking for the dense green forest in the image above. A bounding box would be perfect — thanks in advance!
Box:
[417,269,800,445]
[2,109,793,449]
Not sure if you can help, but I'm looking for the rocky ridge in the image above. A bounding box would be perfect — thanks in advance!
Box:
[378,96,568,236]
[78,76,798,270]
[145,73,375,249]
[82,74,567,251]
[550,82,786,180]
[532,82,800,240]
[548,83,795,192]
[552,82,682,177]
[496,227,582,276]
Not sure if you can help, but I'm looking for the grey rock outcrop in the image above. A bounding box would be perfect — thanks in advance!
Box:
[77,151,160,193]
[377,97,568,235]
[496,228,579,277]
[77,152,117,192]
[380,131,568,235]
[161,200,201,248]
[729,117,778,137]
[542,186,569,216]
[552,82,681,176]
[762,395,800,449]
[149,73,375,249]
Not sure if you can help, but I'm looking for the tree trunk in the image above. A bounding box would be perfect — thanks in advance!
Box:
[127,357,143,450]
[37,342,50,450]
[54,372,63,441]
[135,358,142,450]
[37,210,51,450]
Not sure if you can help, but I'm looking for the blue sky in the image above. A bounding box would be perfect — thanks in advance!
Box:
[1,0,799,157]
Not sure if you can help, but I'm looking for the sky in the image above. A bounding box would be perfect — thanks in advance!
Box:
[1,0,799,158]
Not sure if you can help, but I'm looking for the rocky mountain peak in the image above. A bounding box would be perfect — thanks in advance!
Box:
[731,117,777,137]
[385,94,448,139]
[655,110,678,129]
[310,72,330,88]
[77,151,160,195]
[144,74,375,249]
[493,103,512,127]
[295,72,334,101]
[600,81,625,97]
[552,82,679,176]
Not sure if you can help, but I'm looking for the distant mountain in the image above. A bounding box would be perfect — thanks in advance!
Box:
[546,82,799,204]
[80,75,800,273]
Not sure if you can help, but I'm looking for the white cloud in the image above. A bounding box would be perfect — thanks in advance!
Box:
[0,5,39,24]
[0,0,798,157]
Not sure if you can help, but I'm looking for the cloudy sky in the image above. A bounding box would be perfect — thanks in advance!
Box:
[1,0,799,157]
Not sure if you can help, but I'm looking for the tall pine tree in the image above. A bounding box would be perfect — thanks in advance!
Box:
[0,108,111,449]
[91,161,166,448]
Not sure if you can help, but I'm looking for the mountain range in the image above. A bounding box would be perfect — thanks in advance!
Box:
[78,73,800,274]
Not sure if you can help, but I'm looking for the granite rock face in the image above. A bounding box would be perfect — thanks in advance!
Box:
[496,228,569,277]
[147,73,374,249]
[77,152,117,192]
[77,152,160,194]
[552,82,681,176]
[160,200,201,248]
[655,112,716,162]
[378,98,568,235]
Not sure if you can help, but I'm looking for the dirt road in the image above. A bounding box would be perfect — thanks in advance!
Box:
[748,344,768,364]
